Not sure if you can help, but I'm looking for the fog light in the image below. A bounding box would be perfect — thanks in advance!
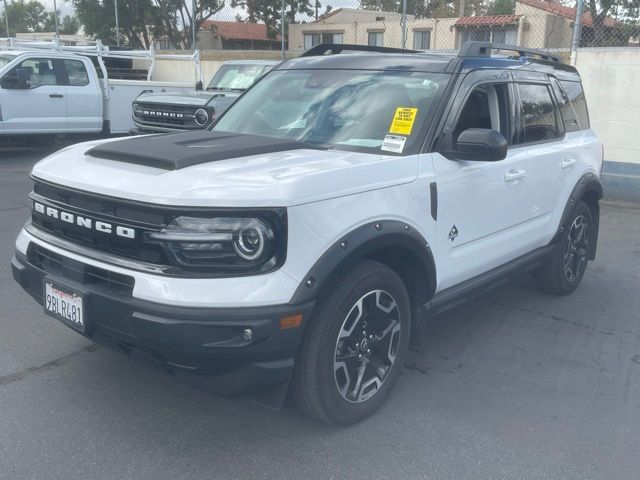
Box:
[242,328,253,342]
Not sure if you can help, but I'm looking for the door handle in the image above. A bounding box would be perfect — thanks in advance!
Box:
[561,158,577,169]
[504,169,527,182]
[49,93,64,98]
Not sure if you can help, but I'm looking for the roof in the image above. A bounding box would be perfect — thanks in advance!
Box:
[283,52,454,73]
[222,59,279,66]
[455,15,521,27]
[200,20,281,42]
[280,47,579,77]
[517,0,616,27]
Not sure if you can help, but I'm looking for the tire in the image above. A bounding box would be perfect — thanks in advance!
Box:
[293,259,411,425]
[534,201,593,295]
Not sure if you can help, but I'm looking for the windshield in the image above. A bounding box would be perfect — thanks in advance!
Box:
[213,69,448,154]
[0,55,15,69]
[207,63,274,91]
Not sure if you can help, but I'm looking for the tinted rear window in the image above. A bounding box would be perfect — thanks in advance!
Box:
[559,80,590,130]
[517,83,561,143]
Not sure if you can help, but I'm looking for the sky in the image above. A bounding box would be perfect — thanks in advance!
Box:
[39,0,75,17]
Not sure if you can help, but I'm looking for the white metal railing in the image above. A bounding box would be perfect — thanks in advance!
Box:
[0,37,202,99]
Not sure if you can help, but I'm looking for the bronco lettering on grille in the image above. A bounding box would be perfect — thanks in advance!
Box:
[33,201,136,239]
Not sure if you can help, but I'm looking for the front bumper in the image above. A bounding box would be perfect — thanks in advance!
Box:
[11,250,314,396]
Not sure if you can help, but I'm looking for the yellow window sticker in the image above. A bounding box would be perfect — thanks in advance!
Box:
[389,107,418,135]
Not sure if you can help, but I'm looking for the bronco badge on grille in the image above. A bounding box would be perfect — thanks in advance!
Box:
[33,201,137,239]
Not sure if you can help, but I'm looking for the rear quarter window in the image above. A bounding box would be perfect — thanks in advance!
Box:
[559,80,590,130]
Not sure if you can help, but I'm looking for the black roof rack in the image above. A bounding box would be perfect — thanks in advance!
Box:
[458,41,561,63]
[301,43,420,57]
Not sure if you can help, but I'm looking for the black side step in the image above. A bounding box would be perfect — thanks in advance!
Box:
[426,244,555,316]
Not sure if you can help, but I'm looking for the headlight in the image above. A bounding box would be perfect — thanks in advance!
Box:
[132,103,139,116]
[148,215,283,274]
[194,108,209,126]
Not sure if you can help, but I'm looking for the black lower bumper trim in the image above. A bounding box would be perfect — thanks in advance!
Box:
[12,250,314,396]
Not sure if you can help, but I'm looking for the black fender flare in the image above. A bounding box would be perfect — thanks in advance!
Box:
[552,171,603,260]
[288,220,437,305]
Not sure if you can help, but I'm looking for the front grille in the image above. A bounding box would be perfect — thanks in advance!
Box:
[28,243,135,297]
[29,179,287,278]
[133,102,198,128]
[31,180,172,268]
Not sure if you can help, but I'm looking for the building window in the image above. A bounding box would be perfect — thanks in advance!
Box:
[368,31,384,47]
[413,30,431,50]
[460,28,517,44]
[304,32,343,50]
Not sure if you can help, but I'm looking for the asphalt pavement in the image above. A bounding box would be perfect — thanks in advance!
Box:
[1,145,640,480]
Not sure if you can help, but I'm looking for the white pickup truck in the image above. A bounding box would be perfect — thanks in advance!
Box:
[0,48,193,142]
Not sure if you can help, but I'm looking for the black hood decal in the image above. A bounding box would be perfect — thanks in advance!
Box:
[88,131,321,170]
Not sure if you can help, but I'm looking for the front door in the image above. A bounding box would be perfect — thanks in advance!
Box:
[0,57,68,134]
[432,73,539,291]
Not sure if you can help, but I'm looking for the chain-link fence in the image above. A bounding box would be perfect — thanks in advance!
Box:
[2,0,639,54]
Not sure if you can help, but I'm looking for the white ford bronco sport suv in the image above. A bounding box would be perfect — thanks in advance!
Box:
[12,42,603,425]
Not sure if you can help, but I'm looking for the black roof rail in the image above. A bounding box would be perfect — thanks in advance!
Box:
[301,43,420,57]
[458,41,562,63]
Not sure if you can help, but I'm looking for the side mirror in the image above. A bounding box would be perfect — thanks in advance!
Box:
[442,128,508,162]
[0,74,17,89]
[16,67,32,89]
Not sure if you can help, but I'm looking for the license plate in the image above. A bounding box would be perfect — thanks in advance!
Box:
[44,281,84,331]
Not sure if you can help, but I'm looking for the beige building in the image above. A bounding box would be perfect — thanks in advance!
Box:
[288,1,614,52]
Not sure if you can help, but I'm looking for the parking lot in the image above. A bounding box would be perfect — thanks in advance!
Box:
[1,145,639,480]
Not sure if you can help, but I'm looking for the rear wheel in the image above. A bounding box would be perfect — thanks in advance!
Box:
[293,260,411,425]
[534,201,593,295]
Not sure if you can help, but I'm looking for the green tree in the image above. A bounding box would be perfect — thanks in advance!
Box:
[73,0,163,47]
[360,0,399,11]
[230,0,283,38]
[43,12,81,34]
[72,0,224,49]
[0,0,48,35]
[587,0,619,45]
[424,0,455,17]
[60,14,80,34]
[485,0,515,15]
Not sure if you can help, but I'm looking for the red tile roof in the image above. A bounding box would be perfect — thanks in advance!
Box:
[455,15,520,27]
[517,0,616,27]
[200,20,281,42]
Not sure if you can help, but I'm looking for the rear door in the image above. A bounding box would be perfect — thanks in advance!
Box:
[0,56,68,133]
[513,73,598,246]
[61,58,103,133]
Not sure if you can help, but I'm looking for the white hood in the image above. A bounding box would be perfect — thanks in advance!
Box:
[32,138,419,207]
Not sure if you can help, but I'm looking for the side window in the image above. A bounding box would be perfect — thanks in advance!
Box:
[517,83,561,143]
[453,83,511,145]
[64,60,90,86]
[559,80,590,130]
[14,58,60,88]
[550,77,579,132]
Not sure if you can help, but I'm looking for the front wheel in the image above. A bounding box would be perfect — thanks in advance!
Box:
[534,201,594,295]
[293,260,411,425]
